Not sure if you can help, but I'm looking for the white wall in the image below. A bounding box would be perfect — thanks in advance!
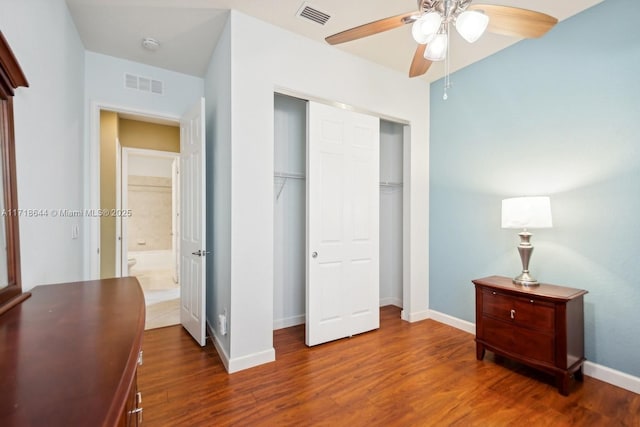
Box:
[213,10,430,372]
[84,52,204,117]
[0,0,85,290]
[204,15,232,362]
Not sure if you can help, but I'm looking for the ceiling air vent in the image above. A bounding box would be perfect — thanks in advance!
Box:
[124,73,164,95]
[296,2,331,25]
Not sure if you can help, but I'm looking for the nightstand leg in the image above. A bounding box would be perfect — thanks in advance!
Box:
[557,372,570,396]
[574,365,584,382]
[476,343,485,360]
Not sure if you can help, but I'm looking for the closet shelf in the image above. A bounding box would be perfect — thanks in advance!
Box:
[274,171,306,200]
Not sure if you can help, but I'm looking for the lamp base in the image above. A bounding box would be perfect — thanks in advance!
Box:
[513,271,539,286]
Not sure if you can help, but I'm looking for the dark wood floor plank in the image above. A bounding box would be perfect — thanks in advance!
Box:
[138,306,640,426]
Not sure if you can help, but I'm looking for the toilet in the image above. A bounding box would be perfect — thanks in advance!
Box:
[127,258,137,270]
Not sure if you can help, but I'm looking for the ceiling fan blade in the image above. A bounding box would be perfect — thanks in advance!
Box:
[409,44,432,78]
[326,11,415,45]
[469,4,558,38]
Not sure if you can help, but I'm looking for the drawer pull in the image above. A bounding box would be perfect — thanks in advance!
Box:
[492,292,497,295]
[510,309,516,319]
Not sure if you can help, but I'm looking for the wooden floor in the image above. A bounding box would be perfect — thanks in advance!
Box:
[138,306,640,426]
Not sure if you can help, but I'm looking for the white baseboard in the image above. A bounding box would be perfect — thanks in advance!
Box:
[207,320,230,372]
[584,361,640,395]
[401,308,430,322]
[274,314,305,330]
[380,297,402,307]
[426,311,640,396]
[228,347,276,373]
[208,320,276,373]
[428,309,476,335]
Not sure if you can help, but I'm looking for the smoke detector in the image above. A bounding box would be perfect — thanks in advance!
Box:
[141,37,160,51]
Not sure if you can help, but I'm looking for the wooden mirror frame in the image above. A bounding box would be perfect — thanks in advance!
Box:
[0,31,29,315]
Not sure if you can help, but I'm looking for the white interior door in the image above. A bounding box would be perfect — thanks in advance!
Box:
[180,97,207,346]
[306,101,380,346]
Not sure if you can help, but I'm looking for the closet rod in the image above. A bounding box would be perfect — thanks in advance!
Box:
[274,171,305,180]
[379,181,403,187]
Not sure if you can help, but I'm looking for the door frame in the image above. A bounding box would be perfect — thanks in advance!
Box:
[117,147,179,277]
[88,101,180,279]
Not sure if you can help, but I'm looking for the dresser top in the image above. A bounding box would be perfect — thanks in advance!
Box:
[0,277,145,427]
[473,275,588,301]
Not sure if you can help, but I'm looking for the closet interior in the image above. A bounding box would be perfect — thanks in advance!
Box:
[273,93,404,330]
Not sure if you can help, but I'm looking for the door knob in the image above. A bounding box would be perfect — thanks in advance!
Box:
[192,249,211,257]
[312,251,318,258]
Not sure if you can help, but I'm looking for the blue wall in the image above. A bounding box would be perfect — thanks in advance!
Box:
[430,0,640,377]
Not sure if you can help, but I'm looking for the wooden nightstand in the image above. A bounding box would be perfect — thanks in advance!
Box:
[473,275,588,395]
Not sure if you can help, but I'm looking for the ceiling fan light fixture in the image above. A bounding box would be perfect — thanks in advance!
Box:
[455,10,489,43]
[411,12,442,44]
[424,32,448,61]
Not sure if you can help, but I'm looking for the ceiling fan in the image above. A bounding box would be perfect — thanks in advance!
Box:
[325,0,558,81]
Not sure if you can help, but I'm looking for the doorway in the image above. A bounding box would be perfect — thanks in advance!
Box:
[99,110,181,329]
[273,93,406,342]
[122,148,180,330]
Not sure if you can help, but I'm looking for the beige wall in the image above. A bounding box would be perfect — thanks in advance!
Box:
[100,111,118,278]
[100,113,179,278]
[119,119,179,152]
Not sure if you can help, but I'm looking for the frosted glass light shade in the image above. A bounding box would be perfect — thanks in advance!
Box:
[455,10,489,43]
[412,12,442,44]
[501,197,552,229]
[424,33,448,61]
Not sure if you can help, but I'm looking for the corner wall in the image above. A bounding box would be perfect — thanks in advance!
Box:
[206,10,430,372]
[429,0,640,379]
[204,14,232,362]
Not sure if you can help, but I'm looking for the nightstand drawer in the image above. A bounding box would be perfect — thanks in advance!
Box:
[482,289,555,332]
[482,316,555,365]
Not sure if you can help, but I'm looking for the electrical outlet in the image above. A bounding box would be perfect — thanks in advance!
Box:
[218,313,227,336]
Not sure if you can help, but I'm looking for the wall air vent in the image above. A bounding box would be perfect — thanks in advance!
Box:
[124,73,164,95]
[296,2,331,25]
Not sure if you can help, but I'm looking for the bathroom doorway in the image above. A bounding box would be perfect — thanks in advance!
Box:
[121,147,180,330]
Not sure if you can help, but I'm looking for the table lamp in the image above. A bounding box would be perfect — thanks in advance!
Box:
[501,196,552,286]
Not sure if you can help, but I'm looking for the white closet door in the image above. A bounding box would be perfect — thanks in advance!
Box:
[306,101,380,346]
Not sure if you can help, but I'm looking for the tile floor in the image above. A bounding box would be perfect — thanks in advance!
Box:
[132,268,180,330]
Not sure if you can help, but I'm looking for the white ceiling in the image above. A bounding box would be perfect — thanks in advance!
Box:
[65,0,603,82]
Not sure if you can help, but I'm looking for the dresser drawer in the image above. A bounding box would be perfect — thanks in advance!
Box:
[482,289,555,332]
[482,316,555,365]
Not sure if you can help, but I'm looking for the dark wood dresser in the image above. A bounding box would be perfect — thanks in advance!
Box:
[0,277,145,426]
[473,275,587,395]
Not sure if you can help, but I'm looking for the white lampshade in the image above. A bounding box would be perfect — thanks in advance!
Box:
[501,196,553,229]
[455,10,489,43]
[424,33,448,61]
[411,12,442,44]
